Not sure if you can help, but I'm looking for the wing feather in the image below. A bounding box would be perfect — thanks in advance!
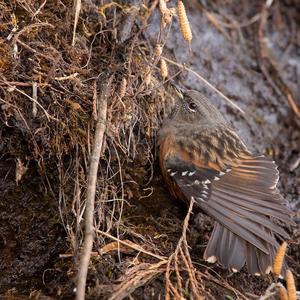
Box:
[200,200,278,249]
[212,188,292,223]
[211,194,290,237]
[160,128,293,274]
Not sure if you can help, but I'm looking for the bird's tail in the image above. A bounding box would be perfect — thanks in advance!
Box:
[204,222,280,275]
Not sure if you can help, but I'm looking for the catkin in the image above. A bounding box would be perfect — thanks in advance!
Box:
[286,269,297,300]
[273,241,287,276]
[277,286,288,300]
[119,77,127,99]
[159,0,174,27]
[160,58,168,79]
[154,44,163,58]
[159,0,167,13]
[177,1,192,42]
[144,66,152,86]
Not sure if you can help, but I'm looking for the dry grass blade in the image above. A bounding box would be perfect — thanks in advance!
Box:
[72,0,81,46]
[283,89,300,118]
[0,78,57,121]
[100,240,136,255]
[75,77,113,300]
[109,261,166,300]
[162,56,245,114]
[203,11,231,40]
[32,81,37,117]
[97,229,167,261]
[54,73,79,81]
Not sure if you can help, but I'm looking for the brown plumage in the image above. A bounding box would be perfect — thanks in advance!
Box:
[158,88,294,275]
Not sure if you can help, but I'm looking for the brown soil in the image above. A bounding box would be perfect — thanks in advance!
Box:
[0,0,299,299]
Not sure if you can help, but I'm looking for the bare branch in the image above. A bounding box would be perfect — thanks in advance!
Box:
[75,77,113,300]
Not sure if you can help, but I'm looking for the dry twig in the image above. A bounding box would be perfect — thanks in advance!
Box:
[0,78,57,121]
[162,56,245,114]
[165,198,204,300]
[76,77,113,300]
[109,261,166,300]
[97,229,167,262]
[32,81,38,117]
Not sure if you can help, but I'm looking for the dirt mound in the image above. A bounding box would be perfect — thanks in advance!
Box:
[0,1,299,299]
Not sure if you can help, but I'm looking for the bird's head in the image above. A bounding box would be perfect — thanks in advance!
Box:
[169,87,226,126]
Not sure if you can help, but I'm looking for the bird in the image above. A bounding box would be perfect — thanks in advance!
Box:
[158,88,294,275]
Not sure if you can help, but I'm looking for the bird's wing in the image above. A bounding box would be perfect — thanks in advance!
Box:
[162,127,294,256]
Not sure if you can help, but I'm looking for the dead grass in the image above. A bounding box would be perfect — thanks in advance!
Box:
[0,1,299,299]
[0,0,175,298]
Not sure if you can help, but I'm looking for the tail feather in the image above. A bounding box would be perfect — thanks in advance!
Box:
[226,229,246,271]
[246,246,261,274]
[204,223,246,271]
[204,222,283,275]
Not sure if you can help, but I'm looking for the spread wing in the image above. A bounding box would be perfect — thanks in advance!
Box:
[160,126,294,273]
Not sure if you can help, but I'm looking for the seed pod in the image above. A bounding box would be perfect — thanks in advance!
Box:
[273,241,287,276]
[154,44,163,58]
[119,77,127,99]
[177,1,192,42]
[277,286,288,300]
[160,58,168,79]
[159,0,167,13]
[144,66,152,86]
[162,9,173,27]
[286,269,296,300]
[159,0,175,28]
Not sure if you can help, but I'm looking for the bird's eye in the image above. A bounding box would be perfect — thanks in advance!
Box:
[188,102,197,111]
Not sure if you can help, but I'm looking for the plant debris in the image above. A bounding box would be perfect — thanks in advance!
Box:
[0,0,299,299]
